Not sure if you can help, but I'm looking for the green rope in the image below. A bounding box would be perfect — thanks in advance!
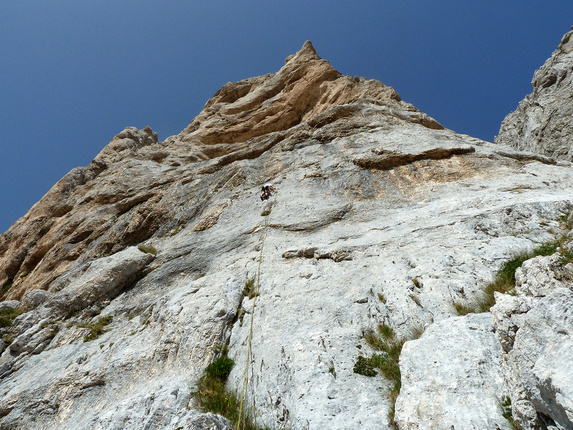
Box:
[237,198,274,430]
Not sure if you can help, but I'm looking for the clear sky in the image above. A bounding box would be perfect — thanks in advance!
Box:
[1,1,572,233]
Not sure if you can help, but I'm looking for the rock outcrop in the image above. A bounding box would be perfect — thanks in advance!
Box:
[1,38,573,429]
[396,313,508,429]
[496,28,573,161]
[491,255,573,430]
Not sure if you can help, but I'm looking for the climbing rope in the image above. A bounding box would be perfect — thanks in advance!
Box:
[237,196,275,430]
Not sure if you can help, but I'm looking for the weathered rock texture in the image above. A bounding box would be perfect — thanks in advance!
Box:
[1,38,573,429]
[396,313,509,429]
[491,255,573,430]
[496,29,573,161]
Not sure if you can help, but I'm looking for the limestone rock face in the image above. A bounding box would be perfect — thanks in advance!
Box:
[496,29,573,161]
[395,313,508,429]
[491,255,573,430]
[1,40,573,429]
[0,126,163,301]
[0,41,439,303]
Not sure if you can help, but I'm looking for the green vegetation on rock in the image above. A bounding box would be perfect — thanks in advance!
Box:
[0,308,25,328]
[81,316,113,342]
[138,244,158,255]
[195,355,269,430]
[354,323,424,428]
[243,278,258,299]
[500,396,517,429]
[455,238,571,315]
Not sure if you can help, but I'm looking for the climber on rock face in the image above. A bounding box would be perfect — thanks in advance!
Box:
[260,183,277,201]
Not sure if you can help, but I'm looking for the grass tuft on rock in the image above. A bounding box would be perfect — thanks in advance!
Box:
[453,301,475,316]
[82,315,113,342]
[195,355,268,430]
[353,355,378,377]
[500,396,517,429]
[138,244,158,255]
[243,278,258,299]
[455,241,563,315]
[559,247,573,266]
[355,323,424,429]
[0,308,25,328]
[205,355,235,380]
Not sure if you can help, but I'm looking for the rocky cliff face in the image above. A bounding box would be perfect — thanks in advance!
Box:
[496,28,573,161]
[1,39,573,430]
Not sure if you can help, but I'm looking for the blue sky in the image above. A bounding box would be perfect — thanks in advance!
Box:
[1,1,572,233]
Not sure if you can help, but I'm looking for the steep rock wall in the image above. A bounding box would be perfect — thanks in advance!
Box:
[496,28,573,161]
[0,40,572,430]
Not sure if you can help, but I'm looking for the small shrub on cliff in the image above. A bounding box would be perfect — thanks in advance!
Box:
[353,355,378,377]
[0,308,25,328]
[456,241,562,315]
[500,396,517,429]
[453,301,475,316]
[138,244,157,255]
[196,375,241,423]
[558,247,573,265]
[243,278,258,299]
[205,355,235,380]
[82,315,113,342]
[0,316,11,328]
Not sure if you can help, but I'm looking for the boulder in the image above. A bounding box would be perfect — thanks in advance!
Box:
[395,313,509,429]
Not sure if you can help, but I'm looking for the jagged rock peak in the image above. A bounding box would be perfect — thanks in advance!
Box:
[0,42,443,303]
[558,27,573,54]
[496,28,573,161]
[172,40,441,151]
[284,40,321,63]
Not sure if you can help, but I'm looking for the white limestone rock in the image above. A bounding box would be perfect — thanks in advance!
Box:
[19,290,51,310]
[0,300,19,312]
[0,270,243,429]
[492,255,573,430]
[395,313,510,429]
[515,254,573,298]
[510,289,573,429]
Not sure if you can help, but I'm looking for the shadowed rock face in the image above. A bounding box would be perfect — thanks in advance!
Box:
[1,39,573,430]
[496,29,573,161]
[0,126,165,300]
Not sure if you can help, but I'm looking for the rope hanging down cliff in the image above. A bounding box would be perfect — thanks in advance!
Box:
[237,192,276,430]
